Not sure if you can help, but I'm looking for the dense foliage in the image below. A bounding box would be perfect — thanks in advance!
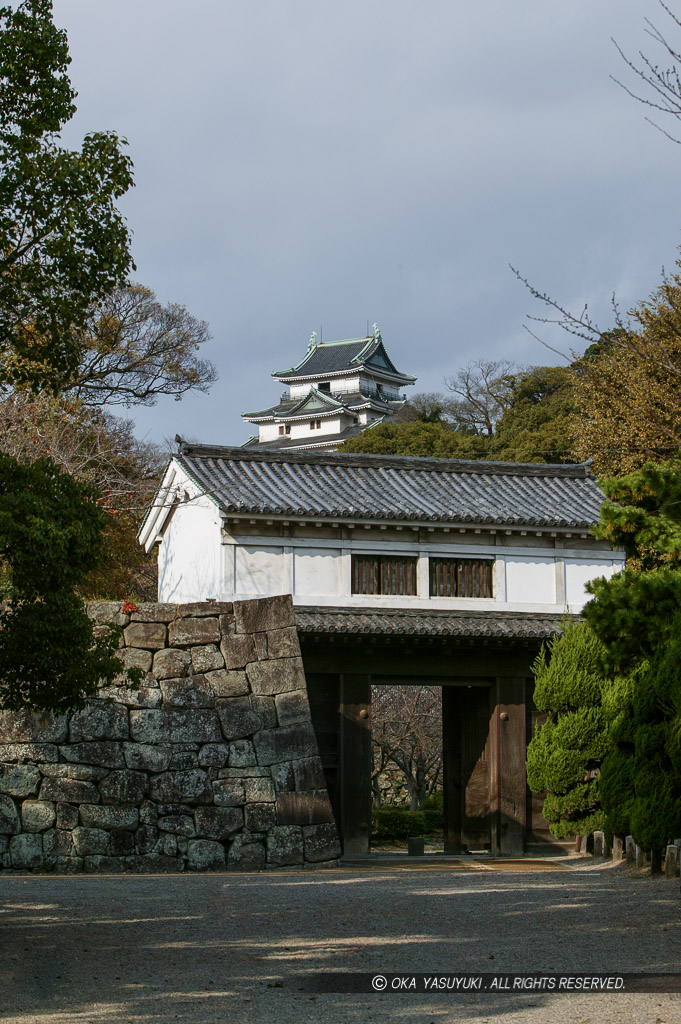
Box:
[526,623,610,839]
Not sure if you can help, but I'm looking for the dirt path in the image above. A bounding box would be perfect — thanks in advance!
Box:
[0,861,679,1023]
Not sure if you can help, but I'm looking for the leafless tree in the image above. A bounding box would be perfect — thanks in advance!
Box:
[371,685,442,810]
[443,359,517,435]
[612,1,681,143]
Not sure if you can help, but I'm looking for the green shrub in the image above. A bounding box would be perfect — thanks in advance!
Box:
[371,807,443,840]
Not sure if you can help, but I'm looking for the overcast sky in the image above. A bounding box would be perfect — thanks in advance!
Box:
[53,0,681,446]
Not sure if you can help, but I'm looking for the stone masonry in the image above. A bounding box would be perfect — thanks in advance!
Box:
[0,595,341,872]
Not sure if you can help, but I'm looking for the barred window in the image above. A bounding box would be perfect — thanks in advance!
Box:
[351,554,418,595]
[429,557,493,598]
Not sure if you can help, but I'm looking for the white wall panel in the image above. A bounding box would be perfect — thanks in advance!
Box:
[235,545,284,596]
[158,498,221,603]
[505,557,555,605]
[293,547,341,596]
[565,559,619,612]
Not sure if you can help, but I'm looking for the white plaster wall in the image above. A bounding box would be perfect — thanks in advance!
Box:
[505,557,556,605]
[293,547,341,596]
[565,558,622,612]
[235,545,284,596]
[258,422,280,442]
[158,497,221,603]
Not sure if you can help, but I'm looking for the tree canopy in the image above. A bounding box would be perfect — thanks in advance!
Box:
[0,0,134,392]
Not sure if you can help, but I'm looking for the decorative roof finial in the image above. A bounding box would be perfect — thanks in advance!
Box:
[372,322,380,340]
[308,331,317,351]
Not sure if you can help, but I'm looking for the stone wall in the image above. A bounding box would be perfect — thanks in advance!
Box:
[0,595,341,872]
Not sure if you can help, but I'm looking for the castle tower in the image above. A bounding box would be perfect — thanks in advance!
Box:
[241,325,416,451]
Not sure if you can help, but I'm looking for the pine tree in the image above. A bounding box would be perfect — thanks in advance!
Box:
[526,622,610,839]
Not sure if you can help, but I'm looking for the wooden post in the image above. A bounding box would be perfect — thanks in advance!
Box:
[612,836,624,862]
[442,687,462,854]
[339,674,371,856]
[490,677,526,856]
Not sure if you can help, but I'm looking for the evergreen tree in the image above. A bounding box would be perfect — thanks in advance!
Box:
[526,622,610,839]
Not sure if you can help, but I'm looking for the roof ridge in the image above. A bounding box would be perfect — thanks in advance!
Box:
[175,441,593,479]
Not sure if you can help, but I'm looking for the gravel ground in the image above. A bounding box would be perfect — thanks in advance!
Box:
[0,859,679,1024]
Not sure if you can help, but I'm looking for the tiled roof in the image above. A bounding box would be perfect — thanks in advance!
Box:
[294,607,569,639]
[240,424,364,450]
[243,389,399,422]
[174,443,606,528]
[272,337,415,382]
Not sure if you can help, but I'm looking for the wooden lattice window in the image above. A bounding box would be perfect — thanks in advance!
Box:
[351,554,418,595]
[429,557,493,598]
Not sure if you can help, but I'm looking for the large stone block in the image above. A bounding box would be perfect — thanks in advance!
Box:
[43,828,75,858]
[198,744,230,768]
[39,778,100,804]
[135,825,159,855]
[130,603,178,623]
[245,802,277,833]
[123,743,172,773]
[152,648,192,680]
[79,805,139,830]
[0,794,20,834]
[169,749,198,769]
[243,777,275,803]
[158,814,195,836]
[168,618,220,646]
[219,634,256,670]
[84,855,123,873]
[303,823,341,863]
[253,633,268,661]
[187,839,226,871]
[246,658,305,697]
[216,698,261,741]
[194,806,243,840]
[267,825,304,867]
[228,739,256,767]
[10,833,43,869]
[97,683,162,709]
[270,761,295,792]
[0,743,58,763]
[191,645,224,674]
[69,703,129,743]
[266,627,300,660]
[0,710,67,744]
[117,647,153,673]
[40,764,106,782]
[275,689,311,727]
[124,622,167,650]
[276,791,334,826]
[72,826,109,857]
[148,769,213,805]
[56,803,78,830]
[98,770,148,805]
[21,801,56,832]
[212,780,245,806]
[0,763,41,797]
[227,835,265,871]
[178,602,233,619]
[233,595,295,634]
[250,696,277,730]
[129,708,221,744]
[253,722,318,767]
[160,675,214,708]
[60,743,125,769]
[88,601,128,626]
[204,669,249,698]
[124,854,182,873]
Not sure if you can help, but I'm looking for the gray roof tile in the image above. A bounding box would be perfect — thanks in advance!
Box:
[174,444,606,528]
[294,606,569,639]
